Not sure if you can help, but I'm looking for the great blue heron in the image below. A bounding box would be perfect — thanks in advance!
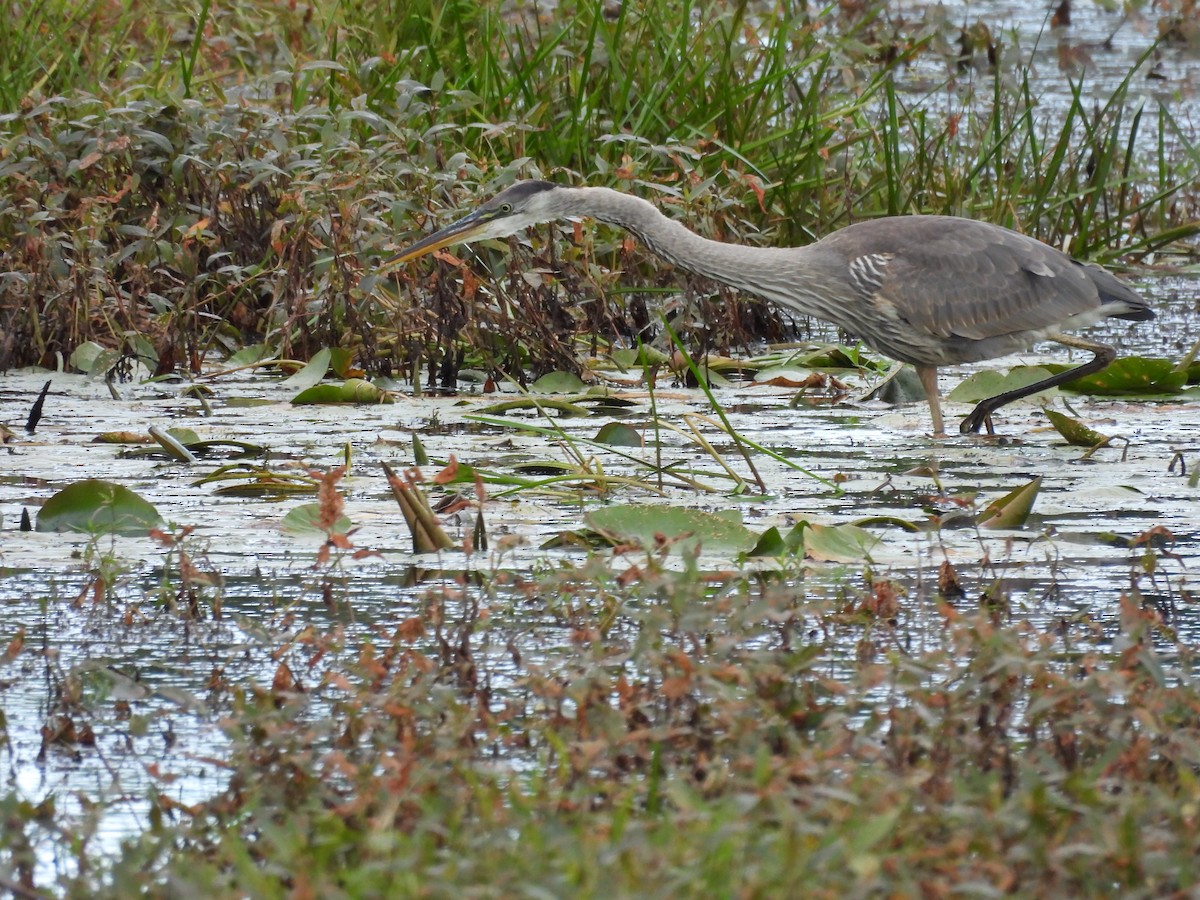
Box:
[385,180,1154,435]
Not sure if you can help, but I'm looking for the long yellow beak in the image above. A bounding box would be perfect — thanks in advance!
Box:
[383,209,491,268]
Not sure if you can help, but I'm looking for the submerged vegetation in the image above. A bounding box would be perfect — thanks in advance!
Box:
[1,0,1200,895]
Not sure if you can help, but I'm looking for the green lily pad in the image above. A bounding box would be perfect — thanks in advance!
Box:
[68,341,109,375]
[281,503,353,535]
[1061,357,1186,396]
[802,523,880,562]
[475,397,590,417]
[530,371,587,393]
[947,367,1056,404]
[226,343,273,367]
[865,366,927,405]
[609,346,671,369]
[594,422,643,447]
[37,479,162,535]
[292,379,393,405]
[585,504,758,555]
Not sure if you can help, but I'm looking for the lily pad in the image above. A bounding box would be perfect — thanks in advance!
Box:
[1061,357,1187,396]
[281,503,353,535]
[531,371,587,393]
[947,367,1056,404]
[475,397,590,417]
[292,379,393,405]
[594,422,643,447]
[226,343,273,367]
[37,479,162,535]
[609,346,670,368]
[585,504,758,555]
[802,523,880,562]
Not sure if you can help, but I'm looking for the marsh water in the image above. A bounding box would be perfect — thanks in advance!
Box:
[3,0,1200,882]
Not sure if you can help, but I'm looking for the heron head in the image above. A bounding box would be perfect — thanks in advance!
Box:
[384,180,560,266]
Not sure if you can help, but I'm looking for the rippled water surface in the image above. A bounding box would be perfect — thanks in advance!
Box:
[2,1,1200,881]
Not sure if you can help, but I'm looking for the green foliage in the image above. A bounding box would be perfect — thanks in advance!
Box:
[19,553,1198,896]
[0,0,1195,380]
[36,478,162,534]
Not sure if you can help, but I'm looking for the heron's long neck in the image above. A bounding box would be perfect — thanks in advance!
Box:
[570,187,843,312]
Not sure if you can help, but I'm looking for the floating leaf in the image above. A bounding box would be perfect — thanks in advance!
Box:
[281,503,352,535]
[226,344,273,367]
[37,479,162,535]
[947,367,1056,404]
[338,378,391,403]
[802,523,879,562]
[1044,409,1112,448]
[977,476,1042,529]
[585,504,758,555]
[475,397,590,416]
[328,347,357,378]
[594,422,643,447]
[197,465,319,498]
[512,460,581,477]
[865,366,927,405]
[94,431,151,444]
[68,341,108,375]
[290,384,344,404]
[149,426,198,464]
[753,367,818,388]
[281,348,331,390]
[609,346,670,368]
[291,379,393,405]
[531,371,587,393]
[1061,357,1187,396]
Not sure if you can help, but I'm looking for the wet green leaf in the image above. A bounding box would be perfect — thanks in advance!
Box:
[281,348,332,390]
[290,384,344,404]
[748,523,805,556]
[1061,357,1187,396]
[475,397,590,416]
[281,503,352,535]
[149,426,198,463]
[68,341,107,374]
[531,371,587,393]
[594,422,643,447]
[802,523,879,562]
[609,346,670,368]
[1044,409,1111,447]
[338,378,392,403]
[328,347,356,378]
[585,504,758,554]
[865,366,927,405]
[37,479,162,535]
[978,476,1042,529]
[291,379,393,405]
[226,344,273,367]
[947,367,1056,403]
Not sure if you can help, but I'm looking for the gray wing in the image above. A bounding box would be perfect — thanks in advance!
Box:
[818,216,1147,341]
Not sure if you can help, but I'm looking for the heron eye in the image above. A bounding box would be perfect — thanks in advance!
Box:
[499,203,513,214]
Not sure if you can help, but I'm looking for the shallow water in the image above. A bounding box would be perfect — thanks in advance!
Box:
[2,279,1196,851]
[3,3,1200,882]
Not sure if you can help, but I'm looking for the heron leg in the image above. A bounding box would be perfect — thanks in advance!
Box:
[959,334,1118,434]
[916,365,945,436]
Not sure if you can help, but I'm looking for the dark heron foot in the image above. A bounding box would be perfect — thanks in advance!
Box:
[960,404,999,435]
